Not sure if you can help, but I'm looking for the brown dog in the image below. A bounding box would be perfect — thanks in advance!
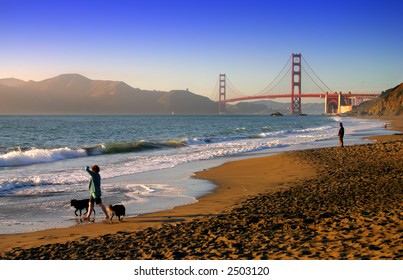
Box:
[107,204,125,222]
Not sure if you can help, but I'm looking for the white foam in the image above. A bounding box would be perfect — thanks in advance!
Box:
[293,125,333,133]
[0,147,87,167]
[331,115,343,122]
[0,117,385,196]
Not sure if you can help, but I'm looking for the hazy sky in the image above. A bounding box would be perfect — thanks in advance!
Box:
[1,0,402,99]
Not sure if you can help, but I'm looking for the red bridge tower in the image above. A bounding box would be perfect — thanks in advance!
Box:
[218,73,226,114]
[291,53,302,114]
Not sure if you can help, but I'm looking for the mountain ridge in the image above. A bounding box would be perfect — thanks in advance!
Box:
[0,74,217,114]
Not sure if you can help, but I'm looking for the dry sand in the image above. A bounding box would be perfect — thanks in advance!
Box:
[1,116,402,259]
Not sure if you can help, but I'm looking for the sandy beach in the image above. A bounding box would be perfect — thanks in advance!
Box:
[1,116,402,260]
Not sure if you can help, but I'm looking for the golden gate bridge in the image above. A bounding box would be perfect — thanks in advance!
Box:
[211,53,379,114]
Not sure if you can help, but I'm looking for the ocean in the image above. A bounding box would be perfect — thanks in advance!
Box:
[0,114,390,234]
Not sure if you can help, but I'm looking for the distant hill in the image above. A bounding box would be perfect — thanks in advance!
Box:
[0,78,27,87]
[0,74,217,115]
[0,74,327,115]
[347,83,403,116]
[227,100,324,115]
[302,102,325,115]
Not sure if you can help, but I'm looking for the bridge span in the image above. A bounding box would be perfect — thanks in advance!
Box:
[222,92,379,114]
[216,53,380,114]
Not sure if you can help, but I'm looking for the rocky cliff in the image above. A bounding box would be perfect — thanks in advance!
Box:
[347,83,403,116]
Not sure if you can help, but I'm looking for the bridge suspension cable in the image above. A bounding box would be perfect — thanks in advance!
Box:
[209,77,219,101]
[256,66,290,96]
[214,52,379,114]
[301,65,327,92]
[301,55,334,92]
[255,54,292,96]
[216,53,337,102]
[226,76,249,98]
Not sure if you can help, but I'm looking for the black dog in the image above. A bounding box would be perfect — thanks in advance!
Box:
[70,199,95,216]
[107,204,126,222]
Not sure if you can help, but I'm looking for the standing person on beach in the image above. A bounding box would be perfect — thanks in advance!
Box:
[85,165,109,220]
[338,122,344,147]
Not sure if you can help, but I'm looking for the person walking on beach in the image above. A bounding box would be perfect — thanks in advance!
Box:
[338,122,344,147]
[85,165,109,220]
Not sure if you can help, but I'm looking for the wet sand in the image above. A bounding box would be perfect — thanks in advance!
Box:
[1,117,402,259]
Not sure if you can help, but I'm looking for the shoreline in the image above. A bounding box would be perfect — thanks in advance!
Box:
[364,116,403,142]
[0,151,315,254]
[1,116,402,258]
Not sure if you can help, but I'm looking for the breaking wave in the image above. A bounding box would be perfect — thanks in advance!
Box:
[0,139,188,167]
[0,147,87,167]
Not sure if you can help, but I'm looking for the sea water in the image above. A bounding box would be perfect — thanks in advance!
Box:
[0,115,391,234]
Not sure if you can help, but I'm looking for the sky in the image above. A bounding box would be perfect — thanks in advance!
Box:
[1,0,402,100]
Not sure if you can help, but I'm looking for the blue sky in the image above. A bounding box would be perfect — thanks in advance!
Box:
[1,0,402,99]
